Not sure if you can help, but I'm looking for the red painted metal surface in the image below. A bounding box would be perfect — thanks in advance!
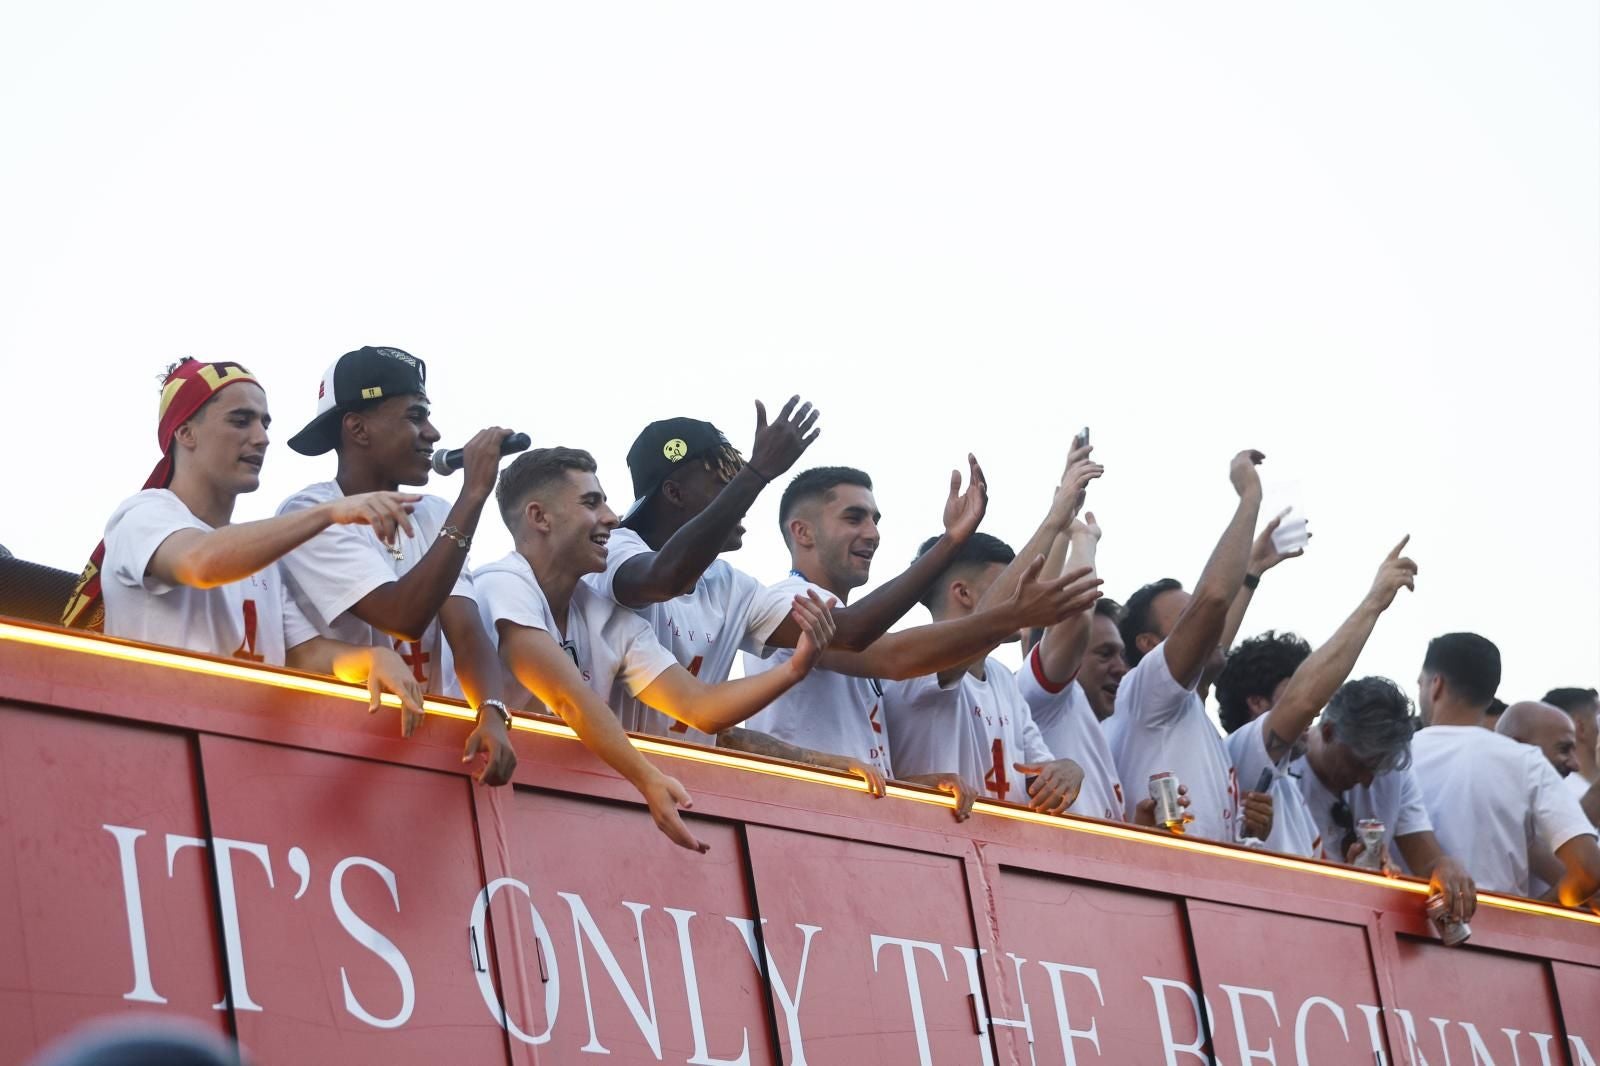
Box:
[0,623,1597,1065]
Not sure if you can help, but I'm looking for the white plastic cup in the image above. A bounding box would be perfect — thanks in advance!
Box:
[1272,515,1310,555]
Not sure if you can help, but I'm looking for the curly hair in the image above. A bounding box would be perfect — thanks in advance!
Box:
[1214,630,1313,735]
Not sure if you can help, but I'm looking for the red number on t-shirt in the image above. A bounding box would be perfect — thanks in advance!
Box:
[396,640,430,684]
[984,738,1010,801]
[668,656,706,734]
[232,600,264,662]
[1112,782,1125,809]
[869,703,883,735]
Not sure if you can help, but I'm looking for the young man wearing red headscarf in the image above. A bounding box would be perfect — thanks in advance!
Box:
[65,358,432,734]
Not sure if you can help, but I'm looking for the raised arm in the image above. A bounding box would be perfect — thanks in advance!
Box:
[1217,508,1307,657]
[975,445,1102,616]
[637,593,835,733]
[1033,515,1102,685]
[611,398,820,607]
[823,558,1103,681]
[1258,537,1417,762]
[498,621,709,853]
[768,455,990,652]
[1164,450,1265,690]
[152,493,418,589]
[347,429,510,642]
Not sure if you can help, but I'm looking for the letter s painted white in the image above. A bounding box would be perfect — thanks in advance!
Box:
[469,878,560,1045]
[329,856,414,1029]
[871,935,949,1066]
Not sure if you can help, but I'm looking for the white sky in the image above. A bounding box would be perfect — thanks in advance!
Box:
[2,2,1595,706]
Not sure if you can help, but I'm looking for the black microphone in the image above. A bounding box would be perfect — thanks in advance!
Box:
[432,432,532,475]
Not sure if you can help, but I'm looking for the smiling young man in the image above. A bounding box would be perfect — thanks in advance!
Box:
[475,447,837,852]
[275,346,516,785]
[738,464,1104,788]
[69,357,429,724]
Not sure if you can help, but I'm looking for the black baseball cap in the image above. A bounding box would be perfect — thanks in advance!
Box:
[287,347,428,456]
[619,417,730,526]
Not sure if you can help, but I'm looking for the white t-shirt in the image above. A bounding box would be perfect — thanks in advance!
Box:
[885,658,1053,806]
[584,527,795,743]
[277,483,474,698]
[1016,645,1126,821]
[474,551,679,715]
[1410,724,1597,896]
[1226,715,1321,856]
[1104,641,1240,842]
[741,576,892,778]
[1295,759,1431,867]
[1564,772,1595,803]
[102,489,315,665]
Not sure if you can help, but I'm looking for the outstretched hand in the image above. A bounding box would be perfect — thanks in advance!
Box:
[1367,535,1418,610]
[366,647,425,738]
[642,771,710,853]
[942,454,988,543]
[749,396,821,480]
[1005,556,1104,629]
[1017,758,1084,815]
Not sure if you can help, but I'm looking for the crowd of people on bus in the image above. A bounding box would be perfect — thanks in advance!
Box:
[56,347,1600,926]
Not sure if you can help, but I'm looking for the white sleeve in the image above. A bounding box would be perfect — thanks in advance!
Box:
[745,575,832,660]
[1120,642,1195,729]
[279,572,320,650]
[474,567,554,636]
[1391,767,1433,837]
[613,614,680,697]
[1529,750,1597,853]
[449,566,476,604]
[1226,716,1281,797]
[736,570,799,654]
[1020,708,1054,765]
[585,528,653,603]
[276,504,399,633]
[104,494,208,595]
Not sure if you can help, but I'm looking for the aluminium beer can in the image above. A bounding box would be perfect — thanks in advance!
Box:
[1354,819,1386,870]
[1149,772,1183,832]
[1425,893,1472,947]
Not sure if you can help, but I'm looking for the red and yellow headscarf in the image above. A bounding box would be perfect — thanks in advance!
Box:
[61,359,260,630]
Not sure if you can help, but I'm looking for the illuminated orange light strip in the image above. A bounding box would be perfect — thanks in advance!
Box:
[4,621,1595,927]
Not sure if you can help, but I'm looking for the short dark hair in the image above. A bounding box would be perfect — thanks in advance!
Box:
[914,532,1015,610]
[1484,697,1508,719]
[1323,676,1419,774]
[1215,631,1313,735]
[1545,687,1600,715]
[1119,579,1183,666]
[778,467,873,541]
[1422,632,1502,707]
[496,447,598,529]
